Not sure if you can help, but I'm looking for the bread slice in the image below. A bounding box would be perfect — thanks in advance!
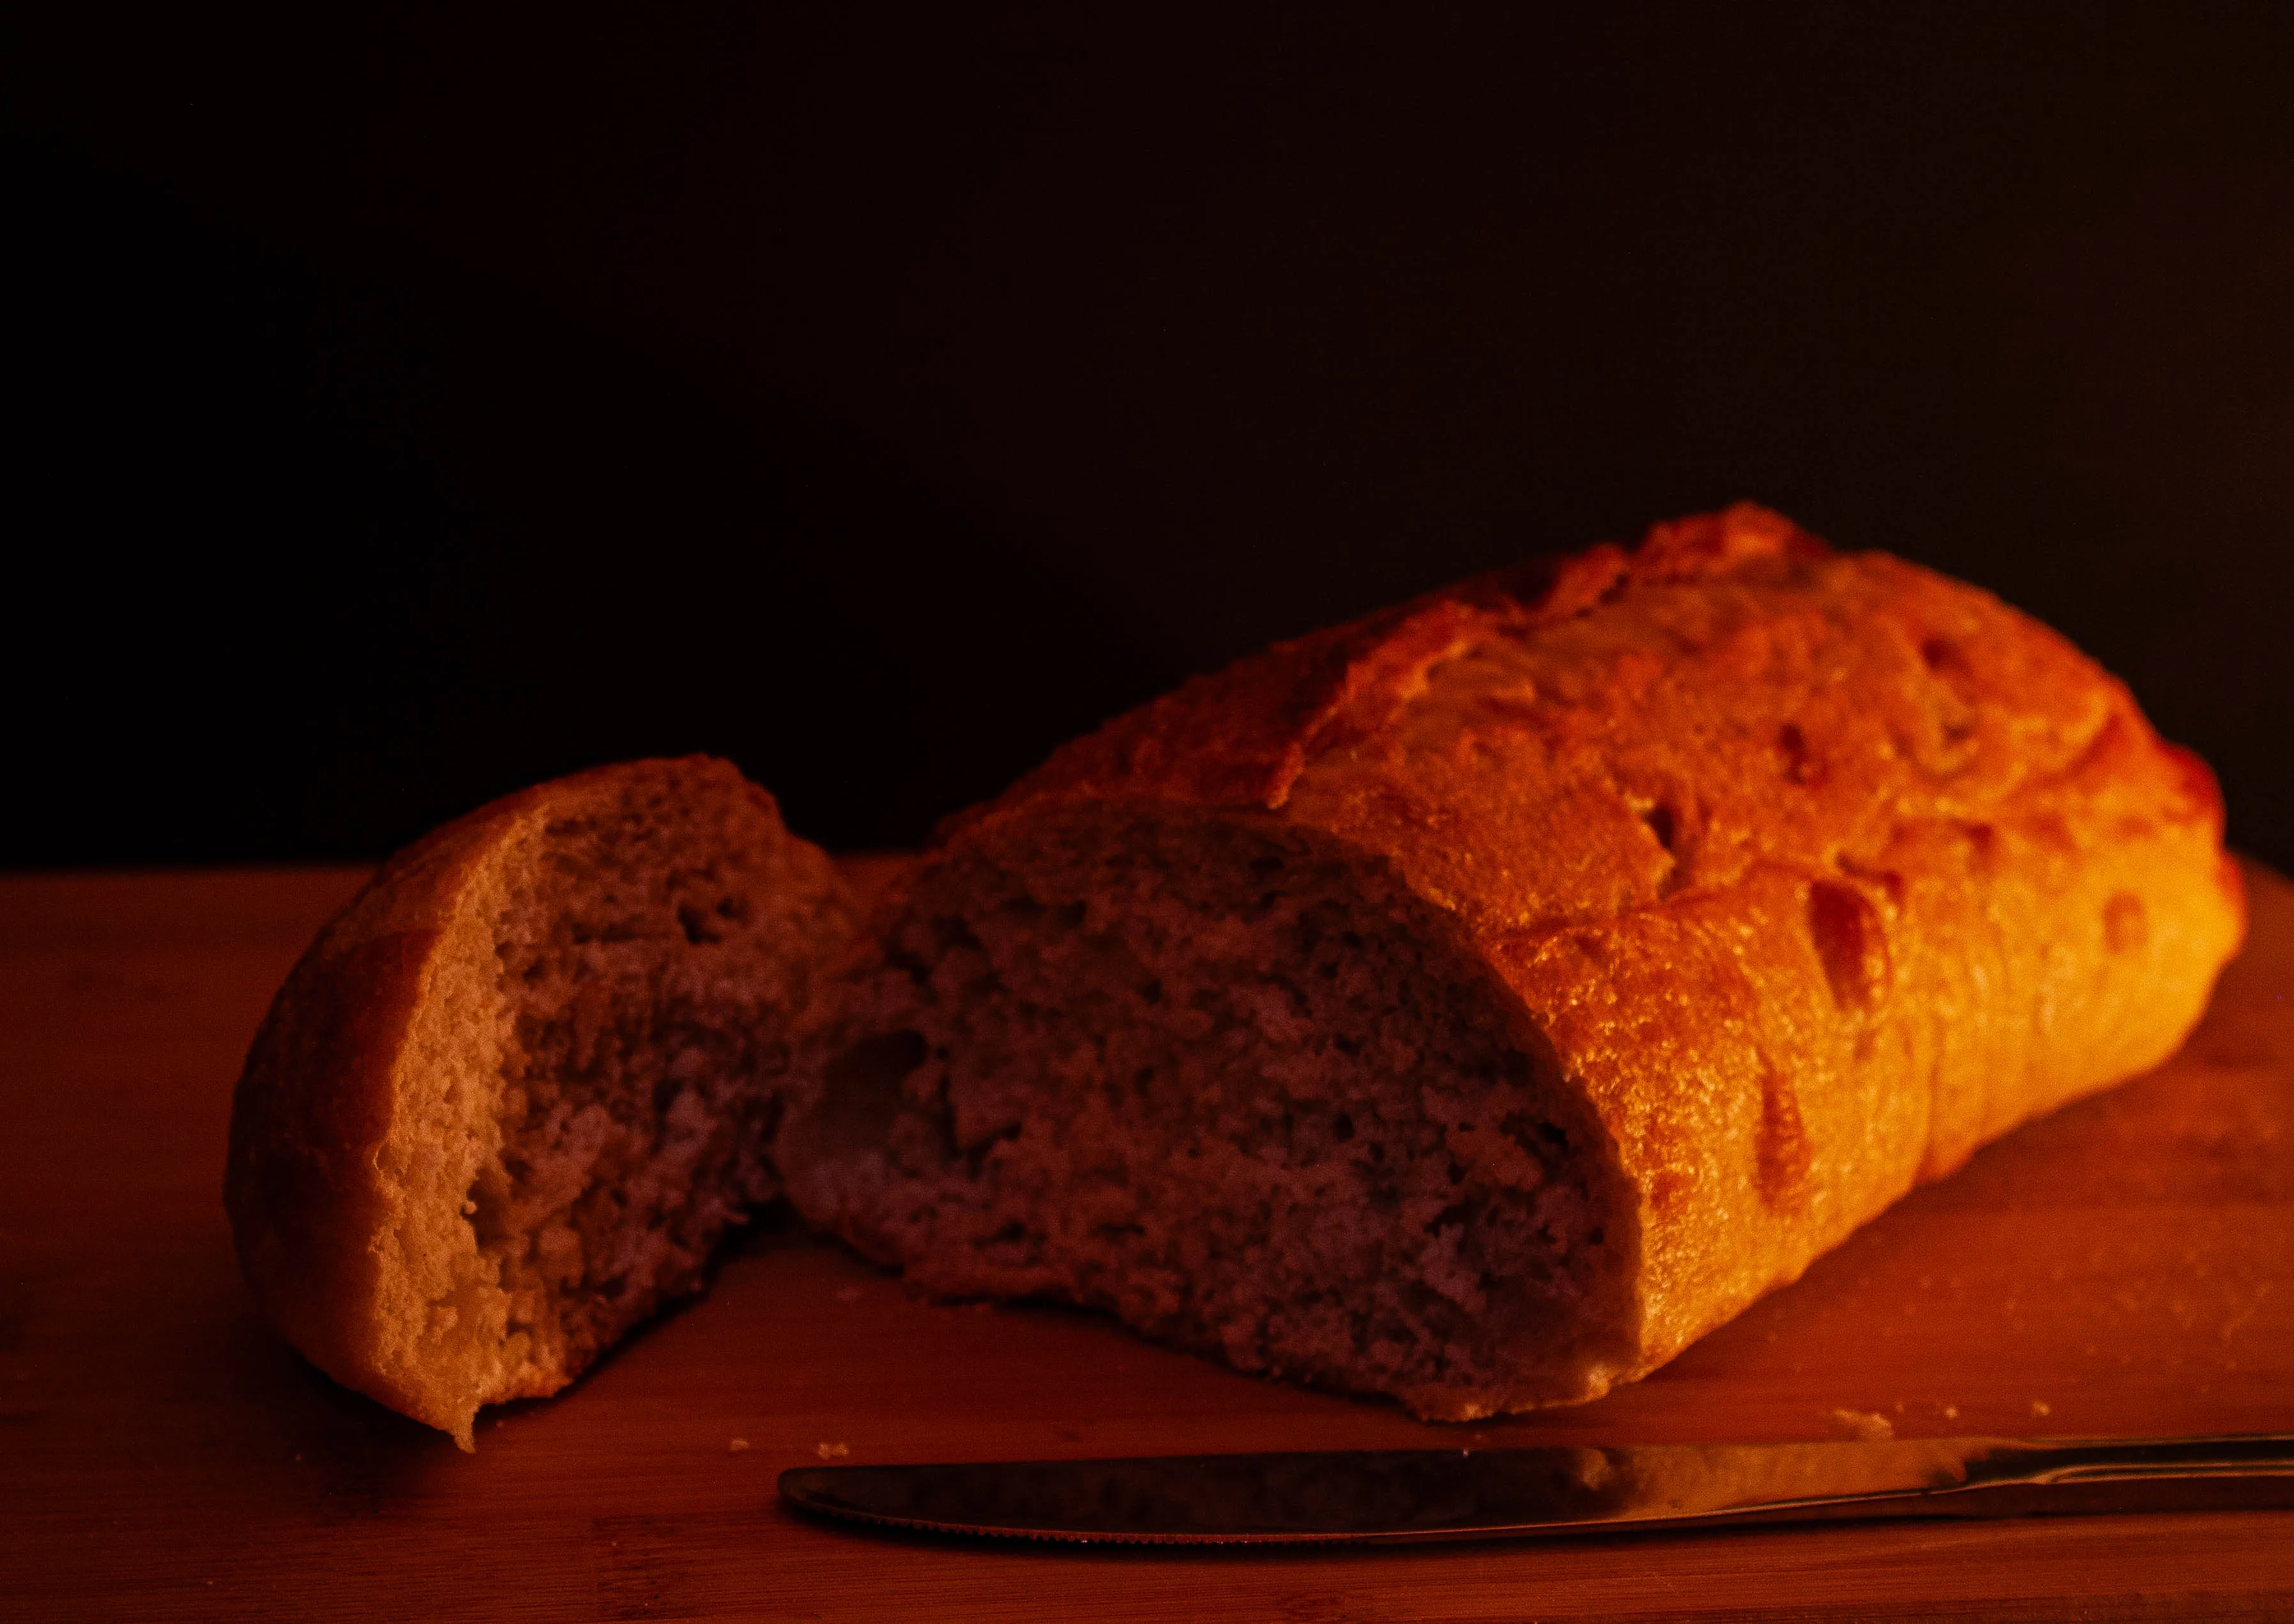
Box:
[225,758,856,1447]
[777,506,2245,1420]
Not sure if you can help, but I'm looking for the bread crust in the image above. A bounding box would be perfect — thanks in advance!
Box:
[902,505,2245,1402]
[225,757,854,1445]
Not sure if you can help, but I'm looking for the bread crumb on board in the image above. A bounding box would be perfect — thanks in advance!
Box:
[1828,1408,1895,1441]
[728,1438,750,1453]
[2031,1400,2053,1418]
[816,1441,850,1460]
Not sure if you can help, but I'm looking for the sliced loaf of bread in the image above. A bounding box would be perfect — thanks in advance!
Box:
[777,506,2244,1420]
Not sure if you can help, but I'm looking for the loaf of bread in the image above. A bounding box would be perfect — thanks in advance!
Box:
[225,758,856,1448]
[777,505,2245,1420]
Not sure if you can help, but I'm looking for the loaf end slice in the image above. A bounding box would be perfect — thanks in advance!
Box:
[225,757,857,1448]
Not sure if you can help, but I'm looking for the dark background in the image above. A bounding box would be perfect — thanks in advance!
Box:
[6,5,2290,870]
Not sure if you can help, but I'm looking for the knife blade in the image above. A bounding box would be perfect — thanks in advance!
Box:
[779,1434,2294,1545]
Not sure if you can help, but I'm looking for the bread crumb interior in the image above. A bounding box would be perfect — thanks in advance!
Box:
[794,811,1633,1411]
[461,793,798,1394]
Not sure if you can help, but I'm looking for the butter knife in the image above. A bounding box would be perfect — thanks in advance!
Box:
[779,1434,2294,1545]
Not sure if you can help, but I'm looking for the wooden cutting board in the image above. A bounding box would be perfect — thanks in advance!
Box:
[3,859,2288,1622]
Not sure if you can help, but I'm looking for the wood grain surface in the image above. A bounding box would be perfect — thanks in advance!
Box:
[2,859,2288,1623]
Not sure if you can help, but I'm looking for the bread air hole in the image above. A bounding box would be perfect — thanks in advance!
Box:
[800,812,1633,1408]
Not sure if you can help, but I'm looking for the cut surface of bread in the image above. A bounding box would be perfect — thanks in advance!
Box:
[784,809,1637,1415]
[779,506,2245,1420]
[226,757,856,1447]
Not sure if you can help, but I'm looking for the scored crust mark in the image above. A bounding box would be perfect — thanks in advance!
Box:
[1806,880,1891,1014]
[1637,800,1678,856]
[1835,856,1909,911]
[1753,1061,1813,1217]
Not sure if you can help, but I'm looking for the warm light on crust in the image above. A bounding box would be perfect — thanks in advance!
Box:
[786,506,2246,1418]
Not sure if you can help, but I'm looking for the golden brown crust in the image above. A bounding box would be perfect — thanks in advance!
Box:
[225,784,536,1440]
[225,757,855,1446]
[926,505,2246,1399]
[227,928,437,1422]
[949,506,1830,833]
